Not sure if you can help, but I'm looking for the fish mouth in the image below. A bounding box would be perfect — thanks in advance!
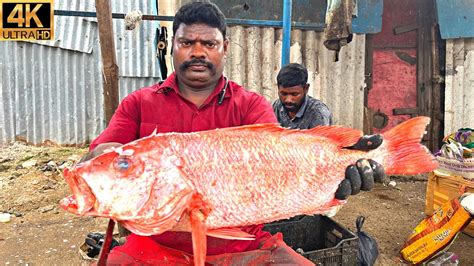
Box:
[60,167,96,215]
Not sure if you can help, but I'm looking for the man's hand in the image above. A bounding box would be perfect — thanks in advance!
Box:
[80,142,123,162]
[335,135,386,200]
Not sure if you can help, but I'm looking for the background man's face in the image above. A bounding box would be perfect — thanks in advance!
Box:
[278,85,308,113]
[172,23,228,89]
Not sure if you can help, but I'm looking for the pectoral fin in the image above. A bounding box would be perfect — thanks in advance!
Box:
[207,228,256,240]
[189,194,210,266]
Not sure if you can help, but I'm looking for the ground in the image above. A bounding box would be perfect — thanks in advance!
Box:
[0,142,472,265]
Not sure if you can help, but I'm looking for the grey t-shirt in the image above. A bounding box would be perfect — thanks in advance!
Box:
[272,95,332,129]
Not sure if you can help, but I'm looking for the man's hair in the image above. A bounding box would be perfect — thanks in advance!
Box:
[173,2,227,38]
[277,63,308,87]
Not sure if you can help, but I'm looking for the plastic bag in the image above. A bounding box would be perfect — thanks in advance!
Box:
[356,216,379,266]
[427,251,459,265]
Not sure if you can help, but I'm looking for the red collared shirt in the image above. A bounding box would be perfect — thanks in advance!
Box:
[90,72,277,255]
[91,73,277,149]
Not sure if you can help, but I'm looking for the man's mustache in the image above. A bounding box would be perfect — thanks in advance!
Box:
[180,58,215,71]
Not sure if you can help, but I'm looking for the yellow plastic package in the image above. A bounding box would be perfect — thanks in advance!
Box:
[400,197,472,264]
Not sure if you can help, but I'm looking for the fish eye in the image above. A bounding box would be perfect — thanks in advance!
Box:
[115,157,131,171]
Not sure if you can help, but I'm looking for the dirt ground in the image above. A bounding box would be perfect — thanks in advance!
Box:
[0,142,472,265]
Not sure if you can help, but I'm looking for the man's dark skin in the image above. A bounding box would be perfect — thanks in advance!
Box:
[173,23,228,106]
[278,84,309,119]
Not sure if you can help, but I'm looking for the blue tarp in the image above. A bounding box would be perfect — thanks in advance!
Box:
[352,0,383,34]
[436,0,474,39]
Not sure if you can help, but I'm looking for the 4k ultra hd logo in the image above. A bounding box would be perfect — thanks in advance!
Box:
[0,0,54,41]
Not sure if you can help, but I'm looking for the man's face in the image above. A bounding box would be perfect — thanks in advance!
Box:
[278,84,308,113]
[172,23,228,89]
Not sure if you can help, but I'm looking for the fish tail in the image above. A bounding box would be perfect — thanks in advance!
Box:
[377,116,438,175]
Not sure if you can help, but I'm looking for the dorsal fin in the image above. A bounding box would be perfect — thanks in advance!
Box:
[214,123,286,133]
[215,123,362,148]
[305,125,363,147]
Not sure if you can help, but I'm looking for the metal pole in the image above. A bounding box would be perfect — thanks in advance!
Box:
[54,10,326,31]
[281,0,292,67]
[97,219,116,265]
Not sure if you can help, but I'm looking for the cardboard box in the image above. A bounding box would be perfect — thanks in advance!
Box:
[425,170,474,236]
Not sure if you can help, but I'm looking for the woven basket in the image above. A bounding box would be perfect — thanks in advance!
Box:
[436,156,474,180]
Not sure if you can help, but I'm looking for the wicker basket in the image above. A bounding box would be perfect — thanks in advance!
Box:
[435,156,474,180]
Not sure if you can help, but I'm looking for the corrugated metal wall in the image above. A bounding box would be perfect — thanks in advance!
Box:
[444,38,474,135]
[0,0,161,145]
[223,27,366,129]
[161,0,367,129]
[1,0,366,145]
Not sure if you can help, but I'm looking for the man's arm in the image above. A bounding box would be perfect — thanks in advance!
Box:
[83,92,141,161]
[307,102,332,127]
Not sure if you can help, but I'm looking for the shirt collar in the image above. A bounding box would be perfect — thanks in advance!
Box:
[155,72,179,93]
[294,95,309,119]
[156,72,228,100]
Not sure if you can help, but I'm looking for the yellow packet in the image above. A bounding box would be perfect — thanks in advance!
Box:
[400,198,472,264]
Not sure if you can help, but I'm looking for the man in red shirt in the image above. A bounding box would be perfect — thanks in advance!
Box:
[83,2,384,264]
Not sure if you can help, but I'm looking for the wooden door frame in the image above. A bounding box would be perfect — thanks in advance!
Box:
[363,0,444,152]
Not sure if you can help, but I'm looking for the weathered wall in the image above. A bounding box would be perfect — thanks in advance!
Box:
[222,28,366,128]
[368,50,417,133]
[444,38,474,135]
[367,0,418,133]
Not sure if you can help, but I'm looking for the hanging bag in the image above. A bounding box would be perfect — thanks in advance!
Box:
[356,216,379,266]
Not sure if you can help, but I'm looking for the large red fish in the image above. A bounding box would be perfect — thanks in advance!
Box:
[60,116,437,265]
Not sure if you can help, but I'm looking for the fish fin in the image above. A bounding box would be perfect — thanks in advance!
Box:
[305,125,363,147]
[217,123,362,147]
[190,208,206,266]
[207,228,256,240]
[302,198,346,216]
[379,116,438,175]
[217,123,285,133]
[189,194,210,266]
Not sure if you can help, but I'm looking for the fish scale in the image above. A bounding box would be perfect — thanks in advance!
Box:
[175,130,357,228]
[61,117,438,266]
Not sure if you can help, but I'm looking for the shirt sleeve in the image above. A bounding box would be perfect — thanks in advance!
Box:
[308,103,333,128]
[89,92,141,150]
[242,93,278,124]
